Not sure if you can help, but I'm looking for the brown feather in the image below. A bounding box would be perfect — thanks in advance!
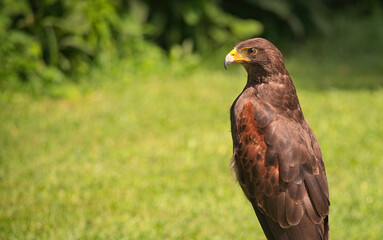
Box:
[228,38,329,239]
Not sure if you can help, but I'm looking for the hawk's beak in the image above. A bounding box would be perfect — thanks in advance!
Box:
[224,48,249,70]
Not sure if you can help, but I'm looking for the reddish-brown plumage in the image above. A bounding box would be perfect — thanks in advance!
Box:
[226,38,329,240]
[235,102,268,199]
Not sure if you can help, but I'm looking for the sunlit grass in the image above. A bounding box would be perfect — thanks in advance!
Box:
[1,57,383,239]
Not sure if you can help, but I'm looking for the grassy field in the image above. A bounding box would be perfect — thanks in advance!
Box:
[1,45,383,239]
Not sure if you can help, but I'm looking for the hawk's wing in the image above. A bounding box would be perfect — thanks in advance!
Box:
[233,101,329,233]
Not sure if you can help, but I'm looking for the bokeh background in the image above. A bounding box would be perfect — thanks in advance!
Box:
[1,0,383,239]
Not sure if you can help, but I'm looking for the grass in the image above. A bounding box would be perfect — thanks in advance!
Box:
[1,13,383,238]
[1,62,383,239]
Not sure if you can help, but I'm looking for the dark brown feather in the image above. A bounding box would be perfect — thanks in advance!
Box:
[229,38,329,239]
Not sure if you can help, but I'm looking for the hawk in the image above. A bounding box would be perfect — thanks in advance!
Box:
[224,38,330,240]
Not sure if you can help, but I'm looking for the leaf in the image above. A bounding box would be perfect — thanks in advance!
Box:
[230,19,264,39]
[59,36,95,56]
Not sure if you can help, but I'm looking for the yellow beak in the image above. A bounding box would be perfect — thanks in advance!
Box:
[224,48,249,69]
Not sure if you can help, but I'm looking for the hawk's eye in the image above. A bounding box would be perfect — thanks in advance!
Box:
[247,48,256,55]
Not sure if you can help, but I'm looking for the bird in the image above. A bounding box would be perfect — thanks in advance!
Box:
[224,38,330,240]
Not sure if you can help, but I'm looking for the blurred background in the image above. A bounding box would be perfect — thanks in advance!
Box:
[1,0,382,92]
[1,0,383,239]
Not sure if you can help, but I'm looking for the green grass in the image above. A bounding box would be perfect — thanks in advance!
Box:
[1,58,383,239]
[2,11,383,237]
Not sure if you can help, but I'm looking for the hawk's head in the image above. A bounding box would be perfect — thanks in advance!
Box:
[224,38,286,76]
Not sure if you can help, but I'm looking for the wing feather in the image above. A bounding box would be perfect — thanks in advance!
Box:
[232,100,329,233]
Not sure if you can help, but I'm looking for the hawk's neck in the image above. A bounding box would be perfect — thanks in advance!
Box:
[245,72,304,121]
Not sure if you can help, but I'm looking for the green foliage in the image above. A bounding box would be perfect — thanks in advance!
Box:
[0,0,162,92]
[222,0,330,41]
[143,0,263,52]
[1,0,382,93]
[0,0,263,92]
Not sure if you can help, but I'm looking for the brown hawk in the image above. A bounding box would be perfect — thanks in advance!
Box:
[224,38,330,240]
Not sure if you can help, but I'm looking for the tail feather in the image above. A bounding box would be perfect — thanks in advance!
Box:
[252,201,329,240]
